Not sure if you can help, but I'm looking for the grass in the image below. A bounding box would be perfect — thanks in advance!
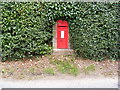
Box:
[29,67,35,74]
[103,71,114,77]
[1,54,118,80]
[2,68,7,73]
[43,68,55,75]
[83,64,95,74]
[16,74,25,79]
[50,59,79,76]
[2,68,15,75]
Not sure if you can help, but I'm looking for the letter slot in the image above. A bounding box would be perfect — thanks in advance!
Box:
[61,31,64,38]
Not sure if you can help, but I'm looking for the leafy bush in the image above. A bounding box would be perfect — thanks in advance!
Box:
[44,2,119,61]
[1,2,119,61]
[1,2,52,61]
[69,3,119,60]
[0,34,2,57]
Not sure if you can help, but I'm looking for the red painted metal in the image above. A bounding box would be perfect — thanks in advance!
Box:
[57,20,68,49]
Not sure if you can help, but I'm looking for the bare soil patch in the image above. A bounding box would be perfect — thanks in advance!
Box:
[0,54,118,80]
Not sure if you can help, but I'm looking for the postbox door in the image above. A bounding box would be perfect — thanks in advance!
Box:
[57,26,68,49]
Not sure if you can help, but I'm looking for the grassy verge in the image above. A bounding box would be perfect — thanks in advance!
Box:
[43,68,55,75]
[1,55,117,80]
[82,64,95,74]
[50,58,79,76]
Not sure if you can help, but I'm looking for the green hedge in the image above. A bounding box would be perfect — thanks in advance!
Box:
[1,2,119,61]
[1,2,52,61]
[44,2,119,61]
[69,3,120,60]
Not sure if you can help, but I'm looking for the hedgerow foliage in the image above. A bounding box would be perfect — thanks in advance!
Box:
[44,2,119,61]
[1,2,52,61]
[1,2,119,61]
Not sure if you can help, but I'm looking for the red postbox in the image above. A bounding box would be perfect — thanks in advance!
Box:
[57,20,69,49]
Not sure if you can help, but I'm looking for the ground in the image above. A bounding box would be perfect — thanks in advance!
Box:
[0,54,119,88]
[0,54,118,80]
[0,77,118,88]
